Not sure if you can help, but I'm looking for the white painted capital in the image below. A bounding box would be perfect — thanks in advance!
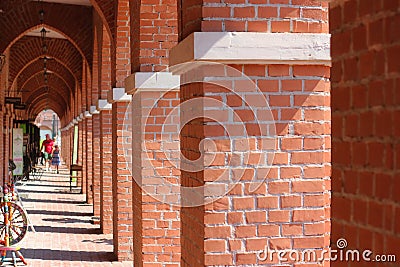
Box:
[170,32,331,66]
[90,105,99,115]
[84,111,92,118]
[125,72,180,94]
[97,99,112,111]
[107,87,132,103]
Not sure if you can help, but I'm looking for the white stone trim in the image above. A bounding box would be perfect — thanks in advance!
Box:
[76,115,82,122]
[125,72,180,94]
[72,119,78,125]
[97,99,112,111]
[170,32,331,66]
[108,87,132,103]
[84,111,92,118]
[90,105,99,115]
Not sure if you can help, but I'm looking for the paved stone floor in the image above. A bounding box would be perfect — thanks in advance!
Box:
[4,166,133,267]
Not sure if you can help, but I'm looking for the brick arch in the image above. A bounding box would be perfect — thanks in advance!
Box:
[9,36,82,88]
[26,88,67,119]
[22,73,71,103]
[90,0,115,41]
[30,101,65,119]
[16,59,75,93]
[0,1,93,65]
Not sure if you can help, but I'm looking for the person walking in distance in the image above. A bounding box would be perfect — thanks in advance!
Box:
[51,145,61,174]
[40,134,54,171]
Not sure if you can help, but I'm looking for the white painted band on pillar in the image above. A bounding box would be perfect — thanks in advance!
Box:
[84,111,92,118]
[125,72,180,94]
[169,32,331,66]
[108,87,132,103]
[97,99,112,111]
[90,105,99,115]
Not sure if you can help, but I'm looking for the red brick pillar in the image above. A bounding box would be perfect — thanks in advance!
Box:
[78,117,86,194]
[85,112,94,205]
[90,106,101,222]
[98,100,113,234]
[60,127,66,164]
[330,0,400,261]
[171,25,331,267]
[81,116,88,197]
[125,72,181,267]
[108,88,133,261]
[71,121,77,165]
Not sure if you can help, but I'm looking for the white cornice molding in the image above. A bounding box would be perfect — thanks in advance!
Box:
[170,32,331,66]
[90,105,99,115]
[108,87,132,103]
[84,111,92,118]
[125,72,180,95]
[97,99,112,111]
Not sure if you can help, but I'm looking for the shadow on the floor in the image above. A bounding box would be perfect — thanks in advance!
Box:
[21,198,85,204]
[20,249,115,262]
[82,238,113,245]
[26,210,92,217]
[17,188,81,195]
[26,179,69,183]
[20,183,73,188]
[42,217,91,224]
[33,225,100,234]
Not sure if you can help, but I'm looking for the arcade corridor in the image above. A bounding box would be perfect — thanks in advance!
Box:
[0,0,399,266]
[16,168,131,266]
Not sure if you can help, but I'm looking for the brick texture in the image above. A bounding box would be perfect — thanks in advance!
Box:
[180,0,329,35]
[131,89,181,267]
[331,0,400,264]
[100,110,114,235]
[180,63,331,266]
[112,100,133,261]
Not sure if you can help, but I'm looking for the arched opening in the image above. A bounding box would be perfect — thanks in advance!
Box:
[0,0,121,264]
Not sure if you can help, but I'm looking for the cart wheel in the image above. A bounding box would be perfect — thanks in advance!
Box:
[0,202,28,246]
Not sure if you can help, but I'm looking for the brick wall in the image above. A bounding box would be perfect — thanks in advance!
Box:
[177,0,331,266]
[92,114,101,219]
[202,0,329,33]
[115,0,131,88]
[86,118,94,205]
[130,87,181,267]
[330,0,400,265]
[136,0,178,71]
[179,64,331,266]
[112,100,133,261]
[100,110,114,235]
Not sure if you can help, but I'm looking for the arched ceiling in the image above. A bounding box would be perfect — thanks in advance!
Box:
[22,73,71,103]
[27,87,68,117]
[10,36,82,88]
[16,59,75,93]
[0,1,93,64]
[0,0,115,121]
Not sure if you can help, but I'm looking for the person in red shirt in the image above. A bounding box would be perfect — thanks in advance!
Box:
[40,134,54,171]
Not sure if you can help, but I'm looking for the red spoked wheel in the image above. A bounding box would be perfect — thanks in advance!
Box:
[0,202,28,246]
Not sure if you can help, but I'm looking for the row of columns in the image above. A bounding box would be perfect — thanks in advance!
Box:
[60,31,331,266]
[60,73,182,263]
[60,92,134,261]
